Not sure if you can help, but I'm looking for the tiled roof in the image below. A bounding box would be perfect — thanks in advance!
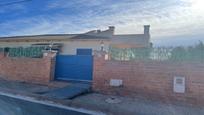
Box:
[0,34,110,41]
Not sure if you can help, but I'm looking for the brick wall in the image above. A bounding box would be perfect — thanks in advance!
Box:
[93,54,204,105]
[0,52,56,84]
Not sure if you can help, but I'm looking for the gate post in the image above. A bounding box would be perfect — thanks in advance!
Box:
[43,51,57,81]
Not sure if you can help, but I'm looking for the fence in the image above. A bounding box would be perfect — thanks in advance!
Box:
[0,52,55,84]
[0,47,47,58]
[93,54,204,105]
[110,42,204,62]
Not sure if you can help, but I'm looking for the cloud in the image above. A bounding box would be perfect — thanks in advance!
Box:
[0,2,26,14]
[46,0,105,9]
[0,0,204,46]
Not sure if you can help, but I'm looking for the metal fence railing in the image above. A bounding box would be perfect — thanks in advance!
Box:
[0,46,47,58]
[109,42,204,62]
[8,47,46,58]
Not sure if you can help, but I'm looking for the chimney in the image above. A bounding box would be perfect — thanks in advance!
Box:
[97,29,101,33]
[144,25,150,35]
[108,26,115,35]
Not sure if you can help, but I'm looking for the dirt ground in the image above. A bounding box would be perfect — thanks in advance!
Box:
[0,79,203,115]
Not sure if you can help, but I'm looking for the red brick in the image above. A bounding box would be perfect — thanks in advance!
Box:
[0,53,55,84]
[93,54,204,105]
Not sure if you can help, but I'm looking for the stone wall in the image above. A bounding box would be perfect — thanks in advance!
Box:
[0,52,56,84]
[93,54,204,105]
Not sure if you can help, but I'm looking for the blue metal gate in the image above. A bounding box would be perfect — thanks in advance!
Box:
[55,55,93,81]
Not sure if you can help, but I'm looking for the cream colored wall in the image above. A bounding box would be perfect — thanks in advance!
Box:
[60,40,110,55]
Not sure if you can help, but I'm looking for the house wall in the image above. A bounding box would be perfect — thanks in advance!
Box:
[111,34,150,48]
[0,52,56,84]
[61,40,110,55]
[93,53,204,105]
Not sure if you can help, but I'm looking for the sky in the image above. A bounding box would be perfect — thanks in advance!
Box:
[0,0,204,46]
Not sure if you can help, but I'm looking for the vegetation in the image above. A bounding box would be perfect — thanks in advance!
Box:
[0,48,4,52]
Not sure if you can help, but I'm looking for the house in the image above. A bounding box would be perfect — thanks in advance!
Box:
[0,25,151,55]
[0,25,151,82]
